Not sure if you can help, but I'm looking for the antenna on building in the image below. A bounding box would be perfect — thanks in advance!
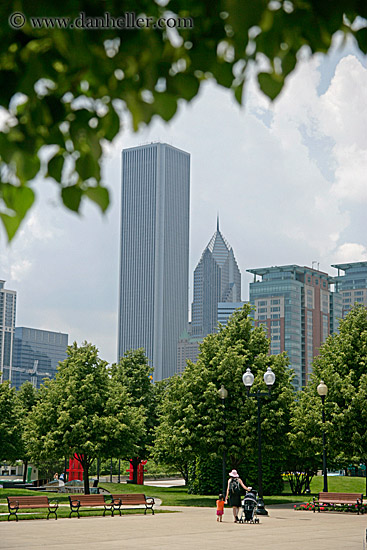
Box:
[217,212,220,232]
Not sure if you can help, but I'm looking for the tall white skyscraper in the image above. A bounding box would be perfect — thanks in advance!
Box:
[118,143,190,381]
[0,280,16,384]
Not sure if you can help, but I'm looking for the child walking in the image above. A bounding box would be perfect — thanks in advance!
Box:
[216,494,225,522]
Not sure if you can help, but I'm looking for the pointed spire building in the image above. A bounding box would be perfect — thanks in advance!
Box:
[191,221,241,337]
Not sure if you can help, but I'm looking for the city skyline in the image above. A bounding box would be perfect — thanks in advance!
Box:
[0,35,366,365]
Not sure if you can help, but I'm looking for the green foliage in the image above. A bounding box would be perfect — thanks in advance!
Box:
[284,389,323,494]
[188,456,222,495]
[110,349,156,481]
[1,1,366,239]
[0,381,22,462]
[153,305,294,494]
[311,305,367,469]
[25,342,144,493]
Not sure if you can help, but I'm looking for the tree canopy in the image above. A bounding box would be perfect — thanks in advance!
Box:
[153,305,294,493]
[25,341,144,493]
[311,305,367,493]
[1,0,366,239]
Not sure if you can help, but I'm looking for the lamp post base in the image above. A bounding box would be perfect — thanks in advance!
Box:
[256,498,268,516]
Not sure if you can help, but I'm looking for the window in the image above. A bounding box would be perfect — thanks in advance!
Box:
[258,307,267,313]
[258,300,267,306]
[355,291,364,296]
[258,315,267,320]
[271,314,280,319]
[271,307,280,312]
[271,299,280,305]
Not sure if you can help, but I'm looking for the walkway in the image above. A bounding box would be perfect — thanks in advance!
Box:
[1,504,366,549]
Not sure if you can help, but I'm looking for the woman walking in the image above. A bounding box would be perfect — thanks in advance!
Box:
[225,469,249,523]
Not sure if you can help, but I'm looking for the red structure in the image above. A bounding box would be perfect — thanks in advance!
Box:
[126,460,147,485]
[67,455,83,481]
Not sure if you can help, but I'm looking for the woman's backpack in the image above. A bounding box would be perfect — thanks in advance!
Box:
[230,478,241,495]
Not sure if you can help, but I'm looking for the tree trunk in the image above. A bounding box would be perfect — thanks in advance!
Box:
[82,460,90,494]
[22,460,28,484]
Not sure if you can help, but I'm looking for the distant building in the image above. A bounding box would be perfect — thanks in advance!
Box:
[118,143,190,381]
[332,262,367,317]
[217,302,246,327]
[12,327,68,389]
[0,280,16,384]
[191,220,241,338]
[176,330,202,375]
[248,265,340,390]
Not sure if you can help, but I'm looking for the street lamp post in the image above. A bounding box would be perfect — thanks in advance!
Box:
[218,384,228,497]
[242,366,276,516]
[317,380,328,493]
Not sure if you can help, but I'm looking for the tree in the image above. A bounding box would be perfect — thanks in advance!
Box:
[1,1,366,239]
[153,305,294,494]
[152,375,191,485]
[110,349,155,484]
[26,341,144,493]
[284,389,324,494]
[15,381,38,483]
[0,381,22,462]
[311,305,367,494]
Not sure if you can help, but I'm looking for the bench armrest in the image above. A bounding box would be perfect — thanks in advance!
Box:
[70,499,81,506]
[146,497,155,505]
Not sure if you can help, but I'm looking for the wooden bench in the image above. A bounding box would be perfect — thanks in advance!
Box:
[7,496,58,522]
[313,492,364,514]
[110,494,155,516]
[68,494,114,518]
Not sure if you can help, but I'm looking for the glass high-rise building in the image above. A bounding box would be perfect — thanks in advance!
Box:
[248,265,339,390]
[332,261,367,317]
[12,327,68,389]
[0,280,16,384]
[191,221,241,338]
[118,143,190,381]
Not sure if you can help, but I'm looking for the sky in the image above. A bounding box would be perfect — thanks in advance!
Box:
[1,33,366,365]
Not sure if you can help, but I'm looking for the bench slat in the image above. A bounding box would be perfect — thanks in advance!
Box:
[7,496,58,522]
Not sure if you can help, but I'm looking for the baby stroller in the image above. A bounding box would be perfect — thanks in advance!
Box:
[238,488,259,524]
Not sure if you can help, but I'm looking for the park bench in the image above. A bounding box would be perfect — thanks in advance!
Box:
[68,494,114,518]
[313,492,364,514]
[110,493,155,515]
[7,495,58,522]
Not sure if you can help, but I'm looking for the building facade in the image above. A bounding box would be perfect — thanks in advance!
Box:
[217,301,246,327]
[176,329,202,375]
[332,262,367,317]
[191,221,241,338]
[12,327,68,389]
[0,281,16,384]
[118,143,190,381]
[248,265,341,390]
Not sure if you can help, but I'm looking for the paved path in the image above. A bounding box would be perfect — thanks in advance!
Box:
[1,505,366,550]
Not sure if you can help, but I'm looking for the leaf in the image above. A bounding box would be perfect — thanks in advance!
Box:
[152,92,178,121]
[85,186,110,213]
[257,72,284,100]
[355,28,367,54]
[47,153,64,182]
[101,106,121,141]
[0,184,35,240]
[13,151,40,182]
[61,185,83,212]
[75,152,100,181]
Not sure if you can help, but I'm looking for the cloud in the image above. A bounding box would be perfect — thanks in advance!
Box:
[333,242,367,263]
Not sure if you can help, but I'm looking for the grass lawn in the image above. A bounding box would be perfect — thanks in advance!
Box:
[0,476,365,520]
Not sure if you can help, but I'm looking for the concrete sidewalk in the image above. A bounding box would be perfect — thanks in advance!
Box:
[1,505,366,550]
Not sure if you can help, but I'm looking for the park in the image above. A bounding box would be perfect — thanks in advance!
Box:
[1,305,367,547]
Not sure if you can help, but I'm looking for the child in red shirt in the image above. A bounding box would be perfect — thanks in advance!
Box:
[216,494,225,522]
